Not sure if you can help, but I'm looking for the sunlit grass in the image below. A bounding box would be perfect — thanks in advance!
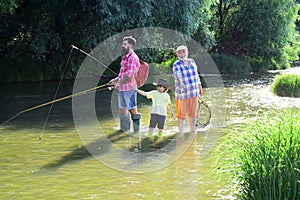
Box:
[271,74,300,97]
[218,108,300,200]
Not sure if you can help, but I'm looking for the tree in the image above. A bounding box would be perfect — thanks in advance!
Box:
[212,0,300,70]
[0,0,20,14]
[0,0,207,80]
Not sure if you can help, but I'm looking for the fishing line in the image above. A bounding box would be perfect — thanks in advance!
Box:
[39,47,74,140]
[71,45,118,76]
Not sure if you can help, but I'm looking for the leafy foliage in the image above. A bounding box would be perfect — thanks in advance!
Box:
[0,0,20,14]
[211,0,300,70]
[211,54,251,73]
[0,0,299,81]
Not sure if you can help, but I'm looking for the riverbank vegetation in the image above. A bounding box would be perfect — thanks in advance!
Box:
[0,0,299,81]
[271,74,300,97]
[218,109,300,199]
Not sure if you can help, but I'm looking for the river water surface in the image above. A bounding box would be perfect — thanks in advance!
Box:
[1,68,299,199]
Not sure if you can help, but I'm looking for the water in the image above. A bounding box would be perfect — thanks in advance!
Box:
[1,68,300,199]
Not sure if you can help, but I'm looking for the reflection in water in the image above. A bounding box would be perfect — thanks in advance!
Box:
[1,70,299,199]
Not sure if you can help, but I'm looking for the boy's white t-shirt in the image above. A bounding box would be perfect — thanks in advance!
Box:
[146,90,171,116]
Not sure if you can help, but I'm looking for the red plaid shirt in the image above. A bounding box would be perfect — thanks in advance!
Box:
[118,50,140,91]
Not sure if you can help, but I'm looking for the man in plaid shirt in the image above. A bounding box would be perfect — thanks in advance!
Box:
[109,36,141,132]
[173,45,203,133]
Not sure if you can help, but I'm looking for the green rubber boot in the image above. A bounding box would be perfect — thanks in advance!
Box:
[120,113,130,132]
[131,113,141,132]
[157,131,163,138]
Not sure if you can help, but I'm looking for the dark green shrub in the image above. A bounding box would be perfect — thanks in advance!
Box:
[0,56,64,81]
[271,74,300,97]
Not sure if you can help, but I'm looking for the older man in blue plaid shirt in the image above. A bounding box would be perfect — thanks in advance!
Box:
[173,45,203,133]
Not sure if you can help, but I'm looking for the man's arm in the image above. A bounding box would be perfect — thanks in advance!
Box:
[173,63,184,89]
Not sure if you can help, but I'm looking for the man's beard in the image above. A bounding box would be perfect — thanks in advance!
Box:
[121,47,129,55]
[179,56,188,61]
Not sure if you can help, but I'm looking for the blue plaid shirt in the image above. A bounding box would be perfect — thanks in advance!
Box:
[173,59,201,100]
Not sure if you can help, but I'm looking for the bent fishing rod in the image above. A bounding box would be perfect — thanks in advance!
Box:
[71,45,118,76]
[1,45,119,127]
[0,83,112,127]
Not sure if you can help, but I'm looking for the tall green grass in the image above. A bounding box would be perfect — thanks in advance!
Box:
[271,74,300,97]
[219,109,300,200]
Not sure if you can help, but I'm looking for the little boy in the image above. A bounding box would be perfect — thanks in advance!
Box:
[136,79,174,138]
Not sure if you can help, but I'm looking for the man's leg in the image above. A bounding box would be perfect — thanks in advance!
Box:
[119,108,130,132]
[176,100,186,134]
[131,110,141,132]
[118,91,130,132]
[187,97,198,133]
[128,90,141,132]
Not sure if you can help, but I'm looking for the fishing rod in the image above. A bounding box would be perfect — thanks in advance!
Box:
[0,83,111,127]
[1,45,120,127]
[71,45,118,76]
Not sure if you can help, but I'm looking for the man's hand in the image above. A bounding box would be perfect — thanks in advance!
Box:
[199,85,203,96]
[109,78,118,85]
[114,82,120,89]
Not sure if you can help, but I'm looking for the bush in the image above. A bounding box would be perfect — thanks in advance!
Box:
[211,54,252,73]
[219,109,300,200]
[271,74,300,97]
[0,56,66,82]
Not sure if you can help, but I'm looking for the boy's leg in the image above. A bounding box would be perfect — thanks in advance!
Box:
[148,114,157,137]
[148,127,154,137]
[157,115,166,138]
[157,129,163,138]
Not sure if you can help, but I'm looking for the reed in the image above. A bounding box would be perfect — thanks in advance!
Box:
[218,109,300,199]
[271,74,300,97]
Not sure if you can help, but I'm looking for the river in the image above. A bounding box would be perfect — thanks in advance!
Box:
[0,68,299,199]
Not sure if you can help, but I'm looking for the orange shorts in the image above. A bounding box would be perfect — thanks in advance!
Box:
[176,96,198,119]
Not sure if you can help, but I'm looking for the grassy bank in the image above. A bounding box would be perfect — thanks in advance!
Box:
[218,109,300,199]
[271,74,300,97]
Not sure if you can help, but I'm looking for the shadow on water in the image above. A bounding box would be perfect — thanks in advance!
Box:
[127,134,177,153]
[41,130,186,171]
[42,131,128,169]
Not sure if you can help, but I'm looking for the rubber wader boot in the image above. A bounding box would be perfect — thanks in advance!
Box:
[120,113,130,132]
[131,113,141,132]
[178,119,185,134]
